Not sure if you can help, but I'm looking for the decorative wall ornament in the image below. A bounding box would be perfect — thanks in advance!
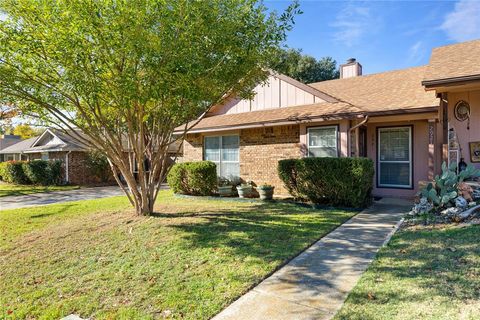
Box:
[454,100,471,129]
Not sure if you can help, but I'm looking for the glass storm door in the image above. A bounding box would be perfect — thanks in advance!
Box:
[377,127,412,188]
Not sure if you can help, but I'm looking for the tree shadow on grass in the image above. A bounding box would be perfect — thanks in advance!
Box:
[337,224,480,318]
[150,200,359,295]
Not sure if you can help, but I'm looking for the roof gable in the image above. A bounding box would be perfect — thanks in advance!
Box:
[208,71,338,116]
[423,39,480,86]
[31,129,65,148]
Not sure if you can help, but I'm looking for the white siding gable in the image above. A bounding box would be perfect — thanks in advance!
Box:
[210,74,328,115]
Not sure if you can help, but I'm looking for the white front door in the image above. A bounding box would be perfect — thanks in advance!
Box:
[377,126,412,189]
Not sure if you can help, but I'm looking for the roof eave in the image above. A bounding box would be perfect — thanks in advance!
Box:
[177,106,440,134]
[422,74,480,88]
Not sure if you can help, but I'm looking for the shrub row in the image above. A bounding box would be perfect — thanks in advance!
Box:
[0,160,63,185]
[167,161,217,196]
[278,157,374,208]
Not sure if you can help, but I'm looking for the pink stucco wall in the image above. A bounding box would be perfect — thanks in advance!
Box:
[366,120,430,198]
[299,119,431,199]
[299,120,349,157]
[447,89,480,170]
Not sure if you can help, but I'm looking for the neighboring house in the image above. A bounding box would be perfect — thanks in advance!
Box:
[0,128,182,185]
[0,128,99,185]
[178,39,480,198]
[0,134,22,162]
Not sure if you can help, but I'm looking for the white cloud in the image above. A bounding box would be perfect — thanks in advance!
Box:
[441,0,480,42]
[331,4,373,47]
[408,41,427,64]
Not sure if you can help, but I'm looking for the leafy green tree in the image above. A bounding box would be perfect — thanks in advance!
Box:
[0,0,298,215]
[13,124,40,139]
[272,48,339,83]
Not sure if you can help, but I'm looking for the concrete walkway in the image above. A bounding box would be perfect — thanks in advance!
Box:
[0,186,125,210]
[213,198,411,320]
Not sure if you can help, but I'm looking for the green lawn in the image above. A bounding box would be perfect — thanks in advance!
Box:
[0,182,80,197]
[0,191,355,319]
[335,224,480,320]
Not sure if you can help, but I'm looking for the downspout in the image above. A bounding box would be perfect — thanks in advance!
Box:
[348,115,369,157]
[65,151,72,184]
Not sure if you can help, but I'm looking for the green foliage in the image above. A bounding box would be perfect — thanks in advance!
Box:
[22,160,50,185]
[167,161,217,196]
[278,157,374,208]
[0,162,6,180]
[421,162,480,208]
[272,48,339,83]
[0,0,300,214]
[13,124,41,139]
[85,151,111,182]
[0,160,63,185]
[22,160,64,185]
[48,160,63,185]
[0,161,30,184]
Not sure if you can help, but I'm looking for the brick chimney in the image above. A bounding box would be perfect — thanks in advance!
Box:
[340,58,362,79]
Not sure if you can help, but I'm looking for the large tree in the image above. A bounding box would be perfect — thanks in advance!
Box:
[13,123,41,139]
[0,0,299,215]
[273,48,339,83]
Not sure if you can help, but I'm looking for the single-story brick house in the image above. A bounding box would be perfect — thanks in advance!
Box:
[0,134,22,162]
[0,128,182,185]
[177,39,480,198]
[0,128,103,185]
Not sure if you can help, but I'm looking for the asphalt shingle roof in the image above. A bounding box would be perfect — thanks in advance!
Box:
[0,136,38,154]
[423,39,480,83]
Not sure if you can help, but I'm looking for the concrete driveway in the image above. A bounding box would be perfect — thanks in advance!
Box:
[0,186,126,210]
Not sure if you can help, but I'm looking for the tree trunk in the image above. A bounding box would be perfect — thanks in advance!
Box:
[136,193,155,215]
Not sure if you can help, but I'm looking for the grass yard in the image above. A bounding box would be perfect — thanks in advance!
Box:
[0,182,80,197]
[335,224,480,320]
[0,191,355,319]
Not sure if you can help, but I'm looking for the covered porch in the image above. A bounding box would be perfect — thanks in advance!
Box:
[299,108,440,198]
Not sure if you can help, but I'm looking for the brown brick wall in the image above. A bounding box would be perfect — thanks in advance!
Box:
[240,125,301,194]
[183,133,203,162]
[28,151,114,186]
[183,125,302,195]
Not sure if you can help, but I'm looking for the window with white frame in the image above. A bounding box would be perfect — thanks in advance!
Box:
[5,154,14,161]
[41,152,49,161]
[377,126,412,188]
[204,135,239,179]
[307,126,338,157]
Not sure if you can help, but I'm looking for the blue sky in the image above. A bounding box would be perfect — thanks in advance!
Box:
[265,0,480,74]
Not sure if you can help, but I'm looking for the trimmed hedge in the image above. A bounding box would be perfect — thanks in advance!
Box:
[0,160,63,185]
[278,157,374,208]
[167,161,217,196]
[22,160,50,185]
[0,161,29,184]
[48,160,63,185]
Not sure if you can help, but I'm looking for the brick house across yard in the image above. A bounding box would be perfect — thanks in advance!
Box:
[0,128,101,185]
[177,39,480,198]
[0,128,181,186]
[0,134,22,162]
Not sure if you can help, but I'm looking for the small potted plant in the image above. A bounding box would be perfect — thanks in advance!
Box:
[257,183,275,200]
[217,177,233,197]
[236,181,253,198]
